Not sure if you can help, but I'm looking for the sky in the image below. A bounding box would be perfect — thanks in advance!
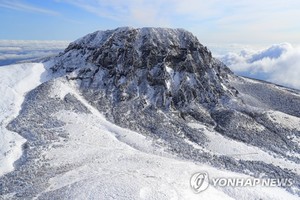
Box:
[0,0,300,44]
[0,0,300,90]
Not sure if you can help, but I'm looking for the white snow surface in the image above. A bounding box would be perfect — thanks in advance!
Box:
[187,122,300,175]
[29,79,298,200]
[0,63,48,176]
[265,110,300,131]
[72,27,197,50]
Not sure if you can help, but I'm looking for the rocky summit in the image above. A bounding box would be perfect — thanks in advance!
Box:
[51,27,234,108]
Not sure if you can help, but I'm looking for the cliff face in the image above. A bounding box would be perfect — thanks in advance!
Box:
[50,27,234,109]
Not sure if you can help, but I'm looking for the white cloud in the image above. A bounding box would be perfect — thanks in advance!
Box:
[0,40,69,66]
[0,0,60,16]
[56,0,172,26]
[214,43,300,89]
[53,0,300,44]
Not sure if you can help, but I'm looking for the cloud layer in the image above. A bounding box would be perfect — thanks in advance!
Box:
[214,43,300,90]
[0,40,69,66]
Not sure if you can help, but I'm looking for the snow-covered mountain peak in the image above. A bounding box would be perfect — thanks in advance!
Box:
[71,27,200,49]
[50,27,233,109]
[2,27,300,199]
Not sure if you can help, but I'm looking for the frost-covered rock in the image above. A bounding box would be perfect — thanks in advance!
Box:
[51,27,234,109]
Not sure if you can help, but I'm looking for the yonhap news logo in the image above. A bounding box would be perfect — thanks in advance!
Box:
[190,172,210,193]
[190,171,293,193]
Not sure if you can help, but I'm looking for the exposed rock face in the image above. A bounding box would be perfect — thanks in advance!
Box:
[51,27,234,109]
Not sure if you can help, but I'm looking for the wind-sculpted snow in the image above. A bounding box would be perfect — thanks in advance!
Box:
[1,27,300,199]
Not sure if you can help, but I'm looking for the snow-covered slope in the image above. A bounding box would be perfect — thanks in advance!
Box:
[1,27,300,199]
[1,78,298,199]
[0,63,48,176]
[30,82,300,200]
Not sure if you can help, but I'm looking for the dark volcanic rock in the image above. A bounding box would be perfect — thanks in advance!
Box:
[51,27,234,110]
